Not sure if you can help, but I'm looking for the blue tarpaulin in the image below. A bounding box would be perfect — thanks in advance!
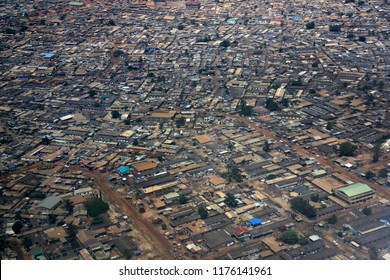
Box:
[40,52,55,59]
[248,217,262,226]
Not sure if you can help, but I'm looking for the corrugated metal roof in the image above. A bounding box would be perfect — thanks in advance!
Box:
[36,196,61,210]
[338,183,373,197]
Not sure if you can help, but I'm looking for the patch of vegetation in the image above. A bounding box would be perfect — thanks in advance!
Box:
[84,197,109,217]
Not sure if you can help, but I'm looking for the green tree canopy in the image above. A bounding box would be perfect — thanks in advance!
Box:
[63,200,74,216]
[113,50,125,58]
[84,197,109,217]
[48,214,57,224]
[179,195,188,205]
[327,214,338,224]
[306,22,315,29]
[365,171,375,180]
[220,39,231,48]
[263,140,271,152]
[339,142,357,157]
[12,221,23,234]
[290,197,317,219]
[378,168,389,178]
[198,205,208,219]
[280,230,299,244]
[265,98,279,111]
[66,224,78,238]
[225,193,238,208]
[372,144,381,163]
[362,207,372,216]
[111,110,120,119]
[22,237,33,251]
[176,117,185,128]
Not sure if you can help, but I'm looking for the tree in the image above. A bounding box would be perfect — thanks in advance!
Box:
[327,214,338,224]
[291,78,303,87]
[298,237,309,245]
[111,110,120,119]
[339,142,357,157]
[306,22,315,29]
[12,221,23,234]
[326,122,333,130]
[378,168,389,178]
[66,224,78,238]
[266,174,277,180]
[179,195,188,205]
[220,39,231,48]
[0,237,9,251]
[240,104,253,117]
[63,200,74,216]
[22,237,33,251]
[178,24,184,30]
[263,140,271,152]
[41,136,50,145]
[290,197,317,219]
[198,205,208,219]
[347,33,355,40]
[176,117,185,128]
[132,139,139,146]
[113,50,124,58]
[108,19,115,26]
[228,165,243,182]
[48,214,57,224]
[358,36,366,42]
[312,62,319,68]
[5,28,17,35]
[365,171,375,180]
[92,216,103,225]
[369,247,378,260]
[88,89,97,97]
[225,193,238,208]
[280,230,299,244]
[311,194,320,203]
[265,98,279,111]
[124,119,130,125]
[84,197,109,217]
[358,0,365,5]
[15,213,22,220]
[372,144,381,163]
[362,207,372,216]
[329,25,341,32]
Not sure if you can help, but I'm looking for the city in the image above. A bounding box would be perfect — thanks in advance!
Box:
[0,0,390,260]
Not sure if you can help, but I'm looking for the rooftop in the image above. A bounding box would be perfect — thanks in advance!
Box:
[337,183,374,197]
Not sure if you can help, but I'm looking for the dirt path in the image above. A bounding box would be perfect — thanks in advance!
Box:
[67,166,174,259]
[16,162,174,259]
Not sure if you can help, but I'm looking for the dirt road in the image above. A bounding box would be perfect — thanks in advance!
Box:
[67,166,174,259]
[17,162,174,259]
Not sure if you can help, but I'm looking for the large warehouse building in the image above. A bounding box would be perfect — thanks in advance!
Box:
[334,183,376,205]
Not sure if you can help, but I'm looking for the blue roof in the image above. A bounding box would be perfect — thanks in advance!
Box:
[40,52,55,59]
[248,217,262,226]
[117,165,131,174]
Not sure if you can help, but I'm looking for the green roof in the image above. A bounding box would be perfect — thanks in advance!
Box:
[337,183,373,197]
[69,1,84,6]
[117,165,131,175]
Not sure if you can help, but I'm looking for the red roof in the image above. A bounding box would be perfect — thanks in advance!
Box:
[186,1,201,6]
[235,226,249,237]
